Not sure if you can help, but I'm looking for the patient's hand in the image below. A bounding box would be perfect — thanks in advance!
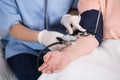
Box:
[38,51,71,74]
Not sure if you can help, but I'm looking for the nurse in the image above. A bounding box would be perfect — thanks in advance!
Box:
[0,0,82,80]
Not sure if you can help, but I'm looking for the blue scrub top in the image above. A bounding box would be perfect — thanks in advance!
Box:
[0,0,78,59]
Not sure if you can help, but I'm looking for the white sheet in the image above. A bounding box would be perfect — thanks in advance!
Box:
[0,48,18,80]
[38,39,120,80]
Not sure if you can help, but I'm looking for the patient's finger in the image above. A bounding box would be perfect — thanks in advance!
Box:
[42,66,52,73]
[41,60,57,73]
[38,63,48,71]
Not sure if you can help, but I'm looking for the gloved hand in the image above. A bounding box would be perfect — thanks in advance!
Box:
[61,14,86,34]
[38,30,66,51]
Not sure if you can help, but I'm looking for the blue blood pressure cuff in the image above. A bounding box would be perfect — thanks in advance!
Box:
[80,9,103,45]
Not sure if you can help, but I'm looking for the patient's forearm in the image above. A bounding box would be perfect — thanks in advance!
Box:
[61,34,99,61]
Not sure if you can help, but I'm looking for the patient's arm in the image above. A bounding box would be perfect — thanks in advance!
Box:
[38,34,99,73]
[62,34,99,61]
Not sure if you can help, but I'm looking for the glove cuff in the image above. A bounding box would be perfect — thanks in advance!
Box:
[63,14,71,16]
[37,30,47,44]
[61,14,71,24]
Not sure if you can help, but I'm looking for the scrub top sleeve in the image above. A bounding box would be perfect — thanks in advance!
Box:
[0,0,22,32]
[78,0,100,14]
[71,0,79,9]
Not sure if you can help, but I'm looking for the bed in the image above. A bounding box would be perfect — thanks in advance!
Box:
[0,30,18,80]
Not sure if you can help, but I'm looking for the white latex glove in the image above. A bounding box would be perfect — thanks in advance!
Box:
[61,14,86,34]
[38,30,66,51]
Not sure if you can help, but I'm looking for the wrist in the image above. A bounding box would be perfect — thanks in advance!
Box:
[61,51,76,62]
[33,31,40,42]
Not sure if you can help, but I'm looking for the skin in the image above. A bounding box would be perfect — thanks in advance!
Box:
[9,23,39,42]
[38,35,98,74]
